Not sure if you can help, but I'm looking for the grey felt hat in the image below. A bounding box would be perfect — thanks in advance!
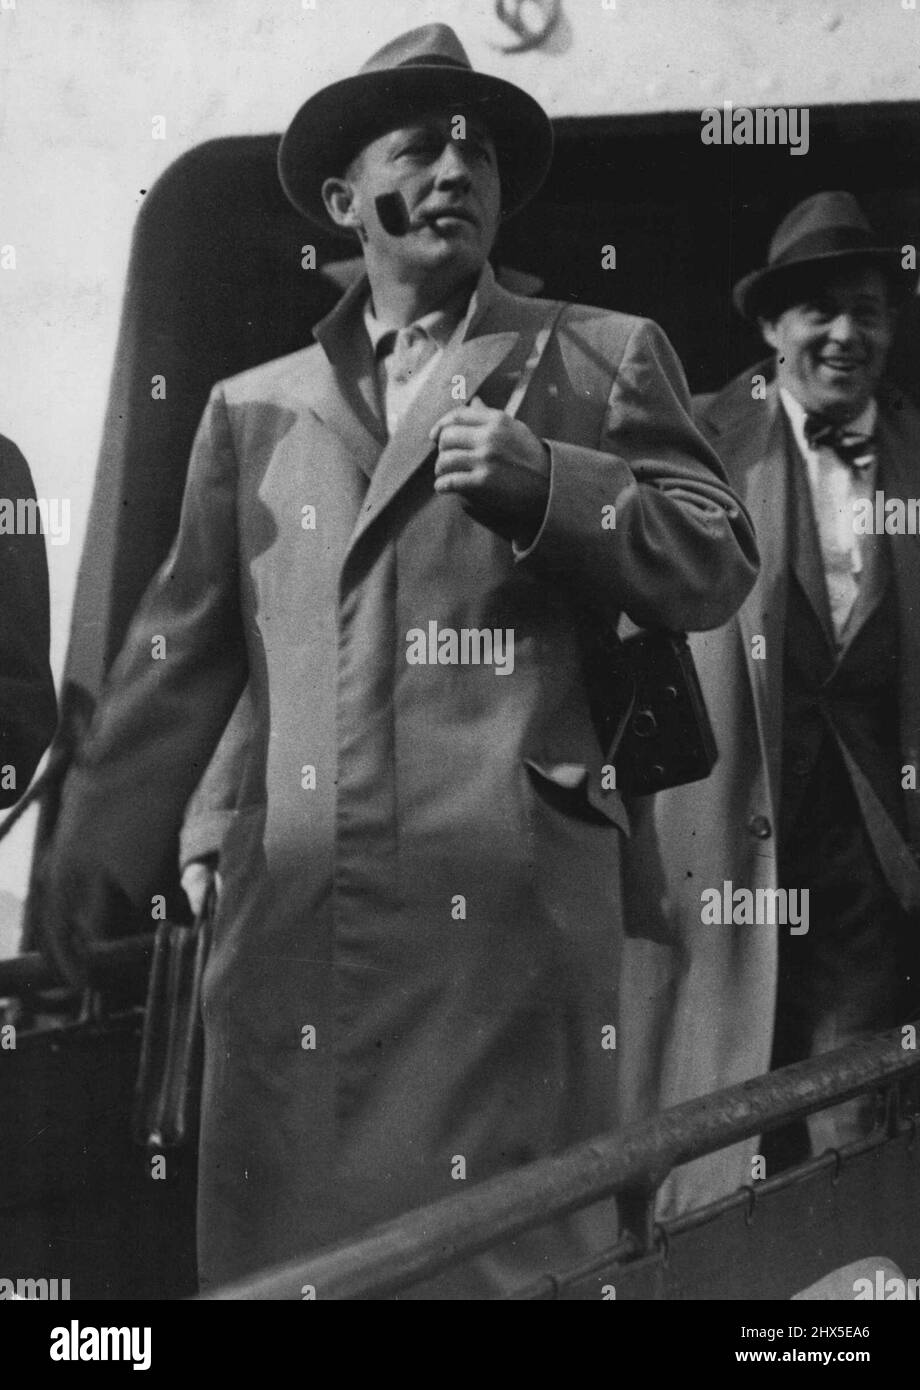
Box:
[278,24,554,232]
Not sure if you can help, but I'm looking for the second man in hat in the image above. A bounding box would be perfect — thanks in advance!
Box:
[647,190,920,1216]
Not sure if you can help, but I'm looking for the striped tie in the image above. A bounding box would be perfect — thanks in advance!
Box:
[804,414,876,471]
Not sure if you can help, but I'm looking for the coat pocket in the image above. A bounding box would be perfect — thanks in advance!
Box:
[523,757,630,837]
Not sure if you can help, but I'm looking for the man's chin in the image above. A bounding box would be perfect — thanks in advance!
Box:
[805,376,874,419]
[402,239,483,277]
[420,227,482,257]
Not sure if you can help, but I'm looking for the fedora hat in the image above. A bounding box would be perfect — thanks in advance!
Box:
[733,191,905,320]
[278,24,554,232]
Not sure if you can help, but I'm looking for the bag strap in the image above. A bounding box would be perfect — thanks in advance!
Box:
[501,299,567,419]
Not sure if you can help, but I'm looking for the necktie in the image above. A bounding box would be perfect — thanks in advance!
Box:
[802,413,876,640]
[803,414,876,470]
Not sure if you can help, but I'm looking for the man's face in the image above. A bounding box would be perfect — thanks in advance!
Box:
[333,109,502,283]
[760,264,895,420]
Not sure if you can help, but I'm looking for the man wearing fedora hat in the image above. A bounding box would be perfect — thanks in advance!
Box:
[41,25,757,1294]
[641,190,920,1214]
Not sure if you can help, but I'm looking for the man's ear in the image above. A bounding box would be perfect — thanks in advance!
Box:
[322,176,362,233]
[758,316,780,352]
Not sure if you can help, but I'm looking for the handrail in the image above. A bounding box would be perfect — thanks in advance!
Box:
[204,1025,920,1300]
[0,934,154,996]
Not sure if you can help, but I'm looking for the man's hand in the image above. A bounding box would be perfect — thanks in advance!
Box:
[35,851,132,990]
[181,857,222,919]
[430,398,550,545]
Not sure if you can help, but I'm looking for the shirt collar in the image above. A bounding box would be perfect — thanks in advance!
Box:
[363,261,495,357]
[779,386,877,458]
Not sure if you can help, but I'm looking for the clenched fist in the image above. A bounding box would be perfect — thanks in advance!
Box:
[430,397,550,545]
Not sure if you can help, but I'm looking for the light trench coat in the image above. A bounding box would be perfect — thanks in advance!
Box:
[53,263,757,1293]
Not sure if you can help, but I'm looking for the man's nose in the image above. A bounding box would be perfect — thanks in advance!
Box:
[433,141,473,187]
[826,312,859,343]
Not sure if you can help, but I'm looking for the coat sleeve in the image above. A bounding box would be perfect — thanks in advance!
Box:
[52,385,248,903]
[178,684,253,870]
[513,317,759,631]
[0,436,58,805]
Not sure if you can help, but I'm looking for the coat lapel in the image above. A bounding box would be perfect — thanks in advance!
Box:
[342,272,533,565]
[311,274,388,480]
[344,331,518,557]
[785,424,836,653]
[875,389,920,852]
[699,377,789,817]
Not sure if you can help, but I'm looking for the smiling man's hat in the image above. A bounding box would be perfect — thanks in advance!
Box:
[278,24,554,232]
[734,191,905,321]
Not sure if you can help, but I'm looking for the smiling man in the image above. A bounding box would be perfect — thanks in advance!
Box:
[761,261,894,423]
[645,191,920,1214]
[41,24,757,1296]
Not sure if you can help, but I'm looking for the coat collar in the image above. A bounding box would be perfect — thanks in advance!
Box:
[784,413,837,653]
[317,261,536,575]
[310,261,510,485]
[310,271,389,475]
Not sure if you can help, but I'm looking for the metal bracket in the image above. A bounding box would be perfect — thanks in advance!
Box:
[617,1184,657,1255]
[653,1220,671,1269]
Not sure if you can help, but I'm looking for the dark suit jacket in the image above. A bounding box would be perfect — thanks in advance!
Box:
[646,364,920,1219]
[0,435,57,807]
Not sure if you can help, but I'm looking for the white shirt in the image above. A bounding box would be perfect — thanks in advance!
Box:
[362,264,492,435]
[779,387,878,641]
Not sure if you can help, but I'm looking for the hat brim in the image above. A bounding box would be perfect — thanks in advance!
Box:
[734,246,907,321]
[278,65,553,232]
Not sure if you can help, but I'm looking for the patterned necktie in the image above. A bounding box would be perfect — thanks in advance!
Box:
[803,413,876,470]
[802,412,877,640]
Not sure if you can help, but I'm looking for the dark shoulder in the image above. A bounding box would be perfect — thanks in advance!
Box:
[880,380,920,435]
[0,434,39,500]
[692,360,775,436]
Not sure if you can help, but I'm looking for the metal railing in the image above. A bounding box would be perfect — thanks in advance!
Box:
[203,1025,920,1300]
[0,935,152,999]
[3,939,917,1299]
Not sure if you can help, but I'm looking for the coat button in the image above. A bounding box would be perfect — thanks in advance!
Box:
[747,814,772,839]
